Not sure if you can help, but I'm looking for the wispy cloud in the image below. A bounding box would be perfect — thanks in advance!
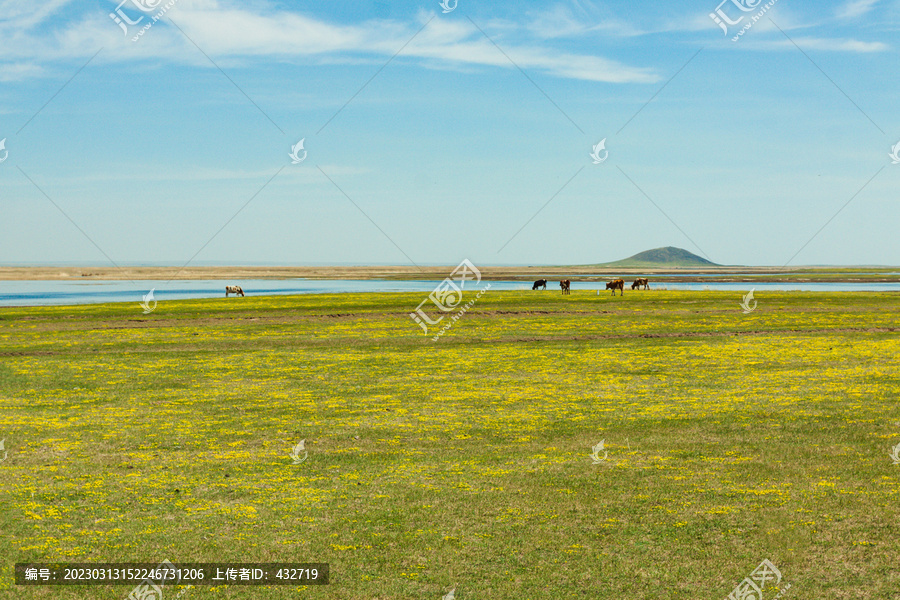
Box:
[0,0,76,29]
[166,7,660,83]
[0,2,658,84]
[524,4,647,39]
[835,0,879,19]
[771,36,888,52]
[697,4,886,52]
[0,63,47,81]
[1,0,885,84]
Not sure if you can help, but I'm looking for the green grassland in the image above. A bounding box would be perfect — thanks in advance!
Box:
[1,290,899,599]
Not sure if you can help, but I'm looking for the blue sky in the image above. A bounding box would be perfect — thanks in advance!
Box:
[1,0,898,267]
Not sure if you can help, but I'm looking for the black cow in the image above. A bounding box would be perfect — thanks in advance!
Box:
[532,279,548,290]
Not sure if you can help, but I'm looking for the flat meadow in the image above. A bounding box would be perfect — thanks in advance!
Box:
[1,289,899,599]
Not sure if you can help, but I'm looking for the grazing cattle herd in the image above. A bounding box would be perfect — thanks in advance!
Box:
[227,277,647,302]
[530,278,650,296]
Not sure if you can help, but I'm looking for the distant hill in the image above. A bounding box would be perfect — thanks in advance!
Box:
[592,246,720,268]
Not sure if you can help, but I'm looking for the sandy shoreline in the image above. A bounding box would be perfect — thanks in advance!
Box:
[0,265,898,283]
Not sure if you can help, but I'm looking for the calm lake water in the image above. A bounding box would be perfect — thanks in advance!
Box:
[0,279,898,307]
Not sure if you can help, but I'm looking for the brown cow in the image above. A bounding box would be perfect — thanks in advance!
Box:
[606,279,624,296]
[560,280,571,295]
[225,285,245,297]
[631,278,649,290]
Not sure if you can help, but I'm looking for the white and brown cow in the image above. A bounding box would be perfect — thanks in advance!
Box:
[225,285,245,297]
[631,278,649,290]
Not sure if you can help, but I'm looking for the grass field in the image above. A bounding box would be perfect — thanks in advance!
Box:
[2,289,899,599]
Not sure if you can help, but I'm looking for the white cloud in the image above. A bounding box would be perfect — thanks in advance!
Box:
[0,63,47,81]
[699,3,886,52]
[835,0,879,19]
[0,0,886,83]
[163,6,659,83]
[0,0,77,29]
[772,36,888,52]
[0,2,659,84]
[400,17,658,82]
[524,3,651,39]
